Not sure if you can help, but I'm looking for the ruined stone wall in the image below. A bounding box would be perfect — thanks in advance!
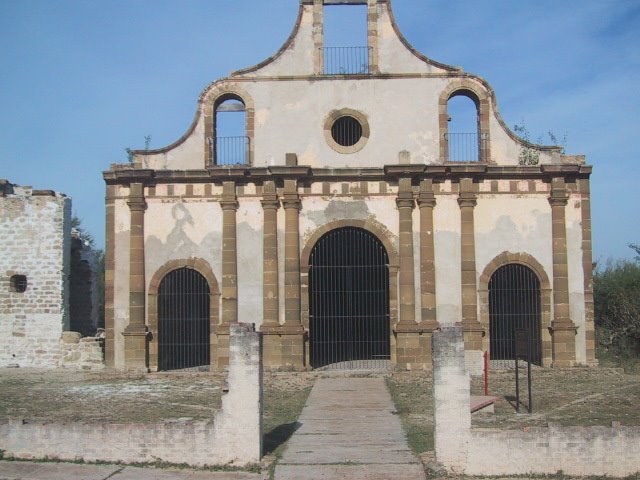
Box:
[432,325,640,477]
[0,182,71,367]
[69,233,100,337]
[0,324,262,466]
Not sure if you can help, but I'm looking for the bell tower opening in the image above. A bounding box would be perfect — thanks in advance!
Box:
[323,1,369,74]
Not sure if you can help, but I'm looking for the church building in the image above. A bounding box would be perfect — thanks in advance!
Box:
[103,0,595,372]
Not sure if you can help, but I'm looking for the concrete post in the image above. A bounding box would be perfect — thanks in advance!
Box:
[215,323,263,463]
[549,177,577,367]
[123,183,148,371]
[432,325,470,473]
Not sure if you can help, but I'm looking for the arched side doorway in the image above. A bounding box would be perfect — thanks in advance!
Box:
[157,267,210,371]
[309,227,390,369]
[489,263,542,365]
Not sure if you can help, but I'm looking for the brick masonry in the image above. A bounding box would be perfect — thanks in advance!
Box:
[432,325,640,476]
[0,323,263,466]
[0,183,71,367]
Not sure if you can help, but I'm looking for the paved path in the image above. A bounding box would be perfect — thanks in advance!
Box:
[274,377,426,480]
[0,461,264,480]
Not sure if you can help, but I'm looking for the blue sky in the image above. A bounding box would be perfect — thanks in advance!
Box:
[1,1,638,262]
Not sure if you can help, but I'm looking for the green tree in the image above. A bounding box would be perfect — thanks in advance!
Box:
[594,244,640,366]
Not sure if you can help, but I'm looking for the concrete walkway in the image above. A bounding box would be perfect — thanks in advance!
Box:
[0,461,265,480]
[274,377,426,480]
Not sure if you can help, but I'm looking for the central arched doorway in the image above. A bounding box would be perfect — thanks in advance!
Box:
[158,267,210,371]
[489,263,542,365]
[309,227,390,369]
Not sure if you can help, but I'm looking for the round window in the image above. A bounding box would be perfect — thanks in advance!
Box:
[331,116,363,147]
[324,109,370,154]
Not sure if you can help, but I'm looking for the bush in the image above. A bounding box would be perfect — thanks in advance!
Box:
[594,254,640,363]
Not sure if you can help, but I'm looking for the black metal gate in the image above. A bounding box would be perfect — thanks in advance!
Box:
[309,227,390,369]
[489,263,542,365]
[158,267,210,371]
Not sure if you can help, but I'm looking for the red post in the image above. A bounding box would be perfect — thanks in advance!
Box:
[483,350,489,395]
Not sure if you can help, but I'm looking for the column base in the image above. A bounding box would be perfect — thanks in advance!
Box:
[212,324,231,370]
[394,323,436,370]
[122,326,149,372]
[261,325,307,370]
[551,322,577,367]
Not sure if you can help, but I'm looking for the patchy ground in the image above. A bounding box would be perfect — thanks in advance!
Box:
[0,368,314,430]
[387,366,640,457]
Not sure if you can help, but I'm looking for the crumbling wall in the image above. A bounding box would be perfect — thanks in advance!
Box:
[0,181,70,367]
[432,325,640,477]
[69,231,100,337]
[0,323,263,466]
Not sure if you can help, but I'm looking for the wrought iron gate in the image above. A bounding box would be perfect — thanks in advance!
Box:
[489,263,542,365]
[309,227,390,369]
[158,267,210,371]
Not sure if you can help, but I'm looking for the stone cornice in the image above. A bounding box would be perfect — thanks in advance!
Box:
[103,163,593,185]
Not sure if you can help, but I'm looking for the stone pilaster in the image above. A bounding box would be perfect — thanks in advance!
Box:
[312,0,323,75]
[418,179,438,330]
[104,185,116,368]
[458,178,483,350]
[123,183,148,371]
[549,177,577,367]
[579,178,596,365]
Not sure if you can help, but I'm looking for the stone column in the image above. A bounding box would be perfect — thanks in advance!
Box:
[549,177,577,367]
[395,177,429,369]
[418,179,438,330]
[261,180,279,327]
[396,177,416,326]
[265,178,305,369]
[220,181,239,325]
[123,182,148,371]
[458,178,483,351]
[213,181,238,369]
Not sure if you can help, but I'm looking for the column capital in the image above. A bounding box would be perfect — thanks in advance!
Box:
[282,196,301,210]
[261,196,280,210]
[220,199,239,211]
[417,192,436,208]
[396,193,415,209]
[548,192,568,207]
[127,198,147,212]
[457,193,477,209]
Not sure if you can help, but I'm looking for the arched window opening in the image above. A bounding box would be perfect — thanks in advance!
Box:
[489,264,542,366]
[212,97,248,166]
[446,92,484,162]
[309,227,390,369]
[158,267,210,371]
[323,3,370,74]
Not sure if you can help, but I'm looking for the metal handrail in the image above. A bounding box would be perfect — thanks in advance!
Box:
[444,132,488,162]
[322,46,371,75]
[208,136,250,166]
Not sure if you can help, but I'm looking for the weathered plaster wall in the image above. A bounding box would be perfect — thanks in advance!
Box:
[0,185,70,367]
[112,197,130,369]
[433,194,461,325]
[474,194,553,284]
[237,198,264,325]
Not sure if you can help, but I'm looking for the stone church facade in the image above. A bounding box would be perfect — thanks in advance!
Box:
[104,0,595,372]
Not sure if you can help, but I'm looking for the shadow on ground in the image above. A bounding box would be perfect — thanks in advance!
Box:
[263,421,302,455]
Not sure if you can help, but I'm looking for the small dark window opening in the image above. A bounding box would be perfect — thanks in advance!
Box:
[331,116,363,146]
[10,274,27,293]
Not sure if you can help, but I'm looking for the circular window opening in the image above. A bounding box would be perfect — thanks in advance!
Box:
[10,274,27,293]
[331,116,363,147]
